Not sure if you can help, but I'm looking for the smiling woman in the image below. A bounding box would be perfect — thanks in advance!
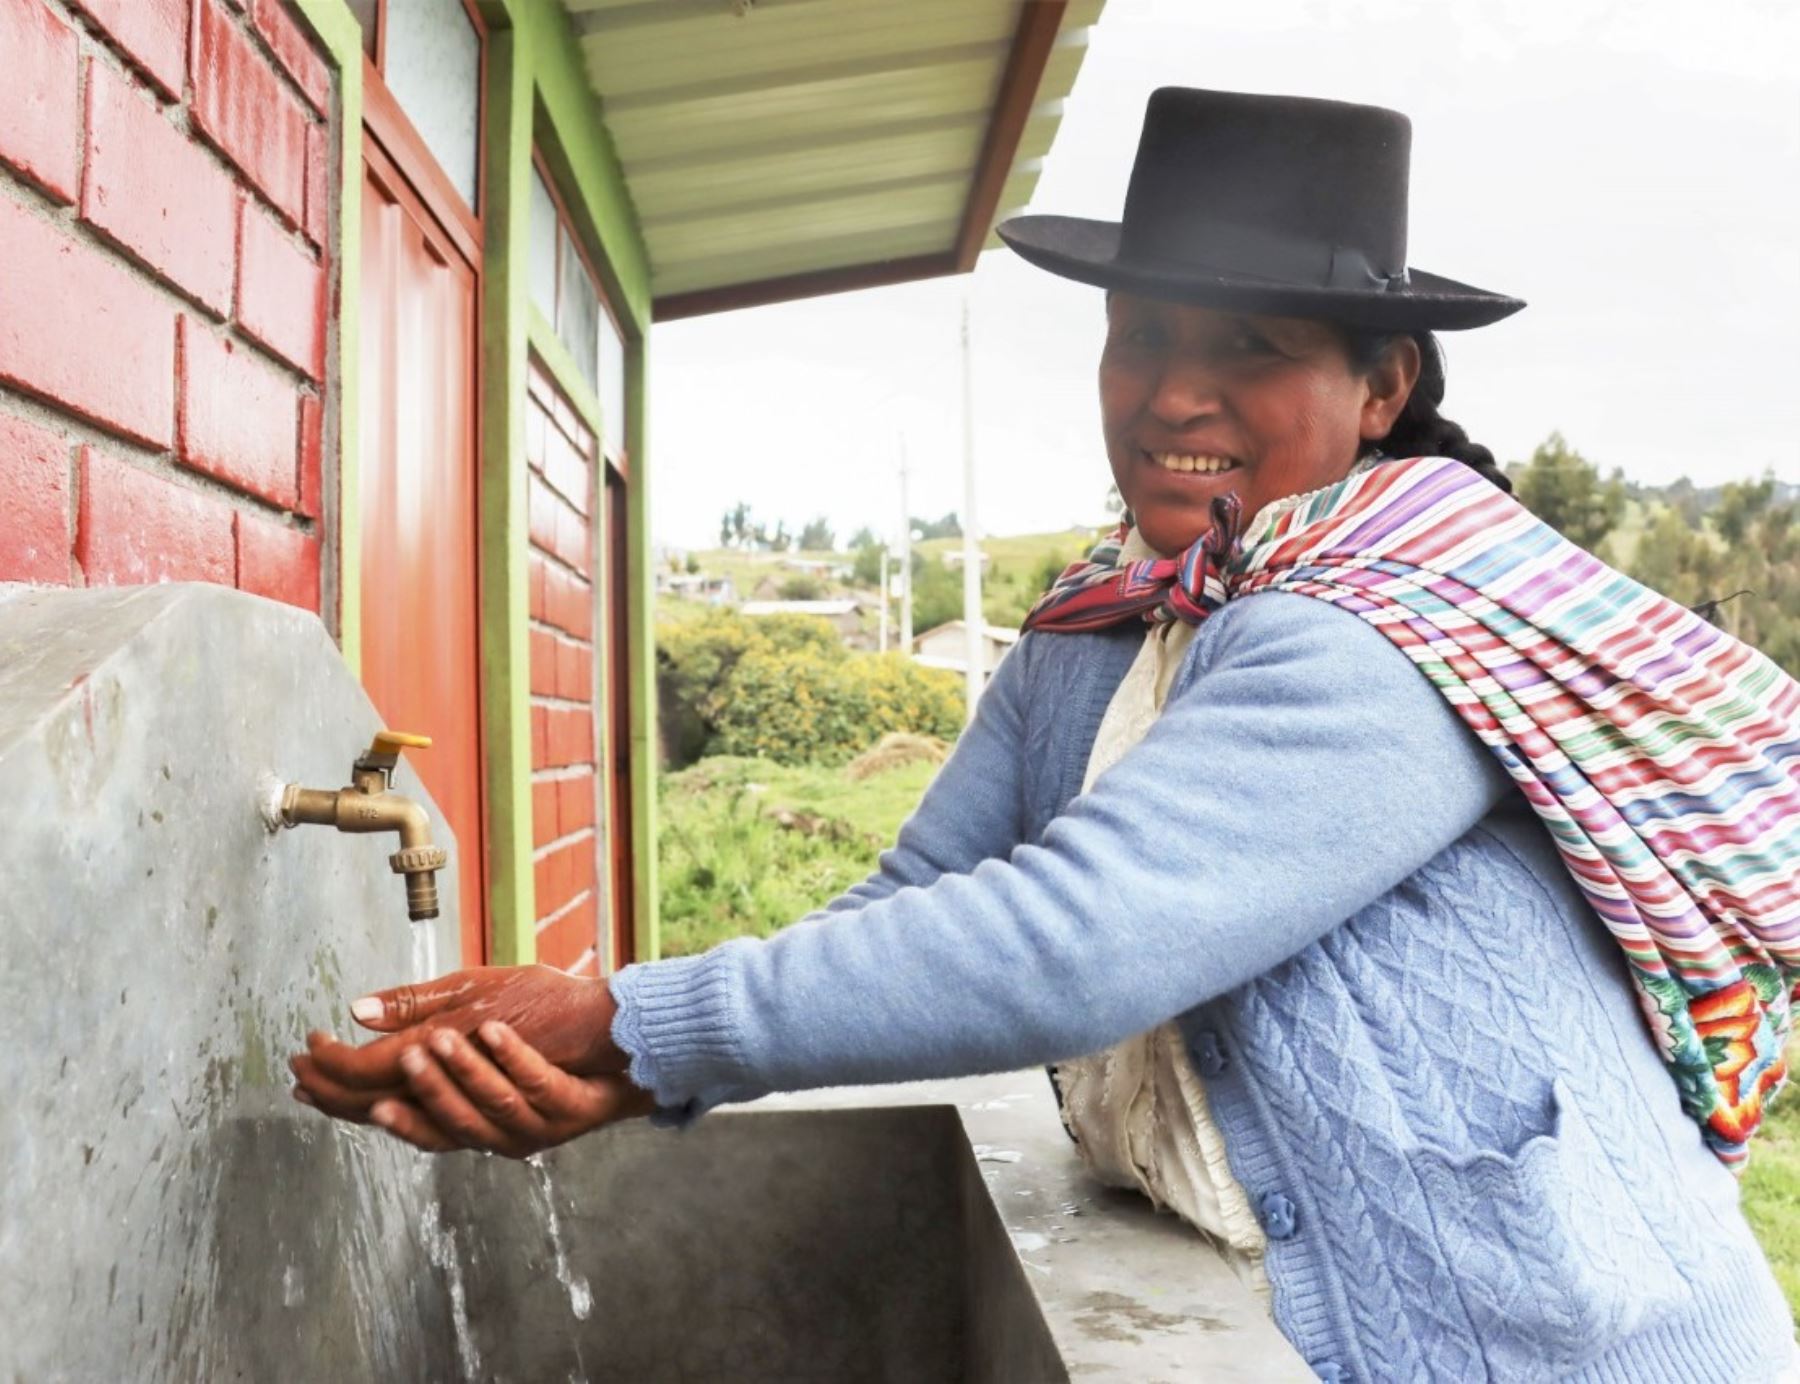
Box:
[294,86,1800,1380]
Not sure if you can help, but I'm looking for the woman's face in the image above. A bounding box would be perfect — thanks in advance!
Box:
[1099,294,1420,556]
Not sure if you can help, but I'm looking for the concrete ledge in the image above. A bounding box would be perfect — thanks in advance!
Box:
[753,1073,1311,1381]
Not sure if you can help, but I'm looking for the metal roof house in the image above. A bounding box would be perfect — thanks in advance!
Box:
[0,0,1105,975]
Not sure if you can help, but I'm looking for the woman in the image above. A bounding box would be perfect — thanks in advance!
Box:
[293,90,1800,1379]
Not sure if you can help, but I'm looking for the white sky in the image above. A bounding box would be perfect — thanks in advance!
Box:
[647,0,1800,551]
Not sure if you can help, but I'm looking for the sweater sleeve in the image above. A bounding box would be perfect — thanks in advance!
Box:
[609,592,1515,1118]
[801,634,1033,917]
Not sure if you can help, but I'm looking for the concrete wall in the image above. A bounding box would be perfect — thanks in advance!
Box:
[0,0,335,618]
[0,582,455,1378]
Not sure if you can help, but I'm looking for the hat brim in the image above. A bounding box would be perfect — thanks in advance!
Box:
[998,215,1524,331]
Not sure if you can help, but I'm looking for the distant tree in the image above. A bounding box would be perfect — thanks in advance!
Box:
[770,520,791,553]
[847,525,877,550]
[798,516,836,552]
[719,501,753,549]
[1512,433,1626,553]
[1032,548,1076,595]
[912,512,962,541]
[685,553,701,575]
[1713,474,1777,547]
[910,556,962,635]
[778,574,825,600]
[852,541,885,587]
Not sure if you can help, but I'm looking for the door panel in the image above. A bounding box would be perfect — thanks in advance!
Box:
[359,144,486,963]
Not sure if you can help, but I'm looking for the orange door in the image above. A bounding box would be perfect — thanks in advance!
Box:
[358,139,487,963]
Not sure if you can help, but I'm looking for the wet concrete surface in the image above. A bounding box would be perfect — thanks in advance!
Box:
[0,583,1307,1381]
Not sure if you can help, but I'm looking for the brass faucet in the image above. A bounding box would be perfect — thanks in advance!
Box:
[281,731,450,921]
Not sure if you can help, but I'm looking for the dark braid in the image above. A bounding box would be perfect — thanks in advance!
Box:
[1345,329,1513,494]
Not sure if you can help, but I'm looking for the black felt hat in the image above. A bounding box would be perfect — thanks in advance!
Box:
[998,88,1523,331]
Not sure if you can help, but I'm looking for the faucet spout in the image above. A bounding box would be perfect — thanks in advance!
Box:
[279,731,450,922]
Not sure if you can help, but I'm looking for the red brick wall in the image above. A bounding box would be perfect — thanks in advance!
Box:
[0,0,334,615]
[526,361,604,976]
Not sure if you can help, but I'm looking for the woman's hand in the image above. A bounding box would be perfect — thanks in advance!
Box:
[289,964,629,1126]
[360,1020,655,1158]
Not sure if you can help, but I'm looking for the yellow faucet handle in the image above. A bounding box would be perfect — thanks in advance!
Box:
[373,730,433,753]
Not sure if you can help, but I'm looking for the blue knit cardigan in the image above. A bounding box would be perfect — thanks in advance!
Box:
[612,592,1796,1381]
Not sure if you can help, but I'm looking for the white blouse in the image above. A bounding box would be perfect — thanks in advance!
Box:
[1053,527,1271,1306]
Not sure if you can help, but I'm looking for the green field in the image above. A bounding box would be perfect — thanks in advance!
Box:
[1744,1090,1800,1315]
[659,753,1800,1316]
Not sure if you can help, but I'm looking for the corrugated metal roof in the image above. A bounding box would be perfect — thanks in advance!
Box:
[558,0,1106,313]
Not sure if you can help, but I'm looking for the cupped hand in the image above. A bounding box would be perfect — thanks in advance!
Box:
[290,964,627,1125]
[360,1020,655,1158]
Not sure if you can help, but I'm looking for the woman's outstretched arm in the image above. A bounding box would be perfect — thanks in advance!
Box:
[611,592,1514,1120]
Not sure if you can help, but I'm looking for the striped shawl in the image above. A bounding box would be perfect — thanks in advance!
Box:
[1024,456,1800,1165]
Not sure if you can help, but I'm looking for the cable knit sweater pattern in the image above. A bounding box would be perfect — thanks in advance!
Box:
[610,592,1795,1381]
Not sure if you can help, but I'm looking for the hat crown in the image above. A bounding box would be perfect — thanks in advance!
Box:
[1119,88,1413,290]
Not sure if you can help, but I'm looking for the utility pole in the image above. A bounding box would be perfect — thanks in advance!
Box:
[877,549,890,653]
[959,295,983,721]
[898,432,913,654]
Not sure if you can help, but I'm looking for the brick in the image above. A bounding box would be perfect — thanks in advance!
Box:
[534,837,587,920]
[529,628,557,696]
[543,426,589,516]
[177,318,298,508]
[555,501,591,576]
[0,0,80,202]
[77,447,234,585]
[557,772,595,837]
[531,704,549,770]
[0,200,175,447]
[249,0,329,115]
[548,707,593,768]
[66,0,188,101]
[552,393,578,446]
[303,121,328,249]
[236,196,323,379]
[525,401,547,471]
[539,871,599,963]
[233,508,318,610]
[297,394,322,518]
[0,412,72,583]
[556,635,591,703]
[548,566,593,641]
[532,779,559,849]
[527,363,554,409]
[190,0,307,226]
[81,60,236,314]
[527,472,558,554]
[528,552,548,622]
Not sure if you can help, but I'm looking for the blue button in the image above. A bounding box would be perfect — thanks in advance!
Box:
[1259,1190,1297,1240]
[1310,1362,1343,1383]
[1194,1029,1227,1077]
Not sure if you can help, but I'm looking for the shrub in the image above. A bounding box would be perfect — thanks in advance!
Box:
[657,609,961,767]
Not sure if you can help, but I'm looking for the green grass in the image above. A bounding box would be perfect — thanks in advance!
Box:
[1744,1082,1800,1317]
[656,755,938,958]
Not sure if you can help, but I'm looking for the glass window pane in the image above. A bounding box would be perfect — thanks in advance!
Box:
[599,308,626,459]
[528,167,558,325]
[557,228,599,393]
[384,0,481,210]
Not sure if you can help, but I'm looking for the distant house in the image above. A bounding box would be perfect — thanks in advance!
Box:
[660,573,736,605]
[940,549,992,570]
[781,556,854,580]
[912,622,1020,681]
[741,598,868,647]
